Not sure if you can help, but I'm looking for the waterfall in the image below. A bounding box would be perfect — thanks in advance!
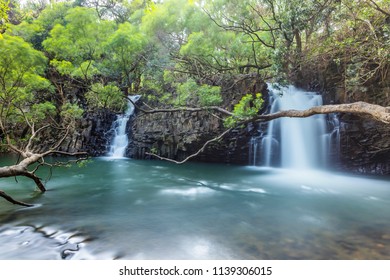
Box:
[249,135,262,166]
[256,85,339,169]
[108,95,141,158]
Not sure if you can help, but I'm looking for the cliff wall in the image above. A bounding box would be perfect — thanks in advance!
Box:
[128,75,267,164]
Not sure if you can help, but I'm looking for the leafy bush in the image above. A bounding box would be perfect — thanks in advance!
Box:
[224,93,264,128]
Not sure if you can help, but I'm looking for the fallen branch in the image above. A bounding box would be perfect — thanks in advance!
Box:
[0,190,33,207]
[0,150,88,206]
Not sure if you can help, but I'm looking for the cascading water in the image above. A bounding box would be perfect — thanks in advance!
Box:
[254,85,339,169]
[108,95,141,158]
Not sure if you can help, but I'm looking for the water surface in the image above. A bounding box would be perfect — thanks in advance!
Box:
[0,157,389,259]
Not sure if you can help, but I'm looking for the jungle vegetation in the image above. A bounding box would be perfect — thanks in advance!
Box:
[0,0,389,205]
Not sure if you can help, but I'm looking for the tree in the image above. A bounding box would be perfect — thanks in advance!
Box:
[40,6,116,106]
[43,7,115,81]
[10,2,72,50]
[85,82,126,112]
[0,0,10,32]
[103,22,147,94]
[0,34,85,206]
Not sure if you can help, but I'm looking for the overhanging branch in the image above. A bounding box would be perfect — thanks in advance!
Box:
[143,101,390,165]
[253,102,390,124]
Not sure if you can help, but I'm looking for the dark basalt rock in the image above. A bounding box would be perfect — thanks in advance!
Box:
[128,74,267,164]
[60,110,117,156]
[337,114,390,174]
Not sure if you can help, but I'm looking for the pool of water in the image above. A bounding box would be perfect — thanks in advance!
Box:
[0,156,389,259]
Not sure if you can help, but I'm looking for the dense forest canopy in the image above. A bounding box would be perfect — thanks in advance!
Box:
[0,0,390,205]
[1,0,389,111]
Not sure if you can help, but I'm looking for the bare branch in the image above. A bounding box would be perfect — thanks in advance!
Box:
[146,127,233,164]
[367,0,390,16]
[25,124,50,153]
[0,190,33,207]
[22,171,46,192]
[253,102,390,124]
[46,125,71,153]
[126,96,233,116]
[0,116,24,155]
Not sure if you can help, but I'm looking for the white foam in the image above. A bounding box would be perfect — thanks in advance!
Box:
[160,187,214,196]
[245,188,267,194]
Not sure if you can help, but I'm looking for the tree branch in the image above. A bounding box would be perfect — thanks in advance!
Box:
[22,171,46,192]
[367,0,390,16]
[0,190,33,207]
[253,102,390,124]
[125,96,233,116]
[143,101,390,165]
[25,124,50,153]
[146,127,233,164]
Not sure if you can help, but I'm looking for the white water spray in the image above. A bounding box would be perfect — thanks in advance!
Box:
[108,95,141,158]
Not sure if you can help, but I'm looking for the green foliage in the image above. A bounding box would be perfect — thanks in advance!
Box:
[60,102,84,125]
[0,34,49,104]
[50,59,73,76]
[0,34,63,150]
[142,0,200,39]
[174,81,192,106]
[42,6,115,80]
[174,79,222,106]
[85,83,126,112]
[197,84,222,106]
[224,93,264,128]
[0,0,10,29]
[29,102,56,123]
[9,2,72,50]
[3,0,390,145]
[103,22,147,89]
[150,147,158,154]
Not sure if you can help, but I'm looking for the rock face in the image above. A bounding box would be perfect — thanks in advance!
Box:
[322,85,390,174]
[60,110,116,156]
[338,115,390,174]
[129,75,267,164]
[63,74,389,174]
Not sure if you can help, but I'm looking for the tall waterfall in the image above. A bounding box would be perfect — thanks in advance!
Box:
[108,95,140,158]
[252,85,339,169]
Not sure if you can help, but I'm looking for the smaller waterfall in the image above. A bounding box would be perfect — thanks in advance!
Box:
[324,113,341,162]
[108,95,141,158]
[249,135,262,166]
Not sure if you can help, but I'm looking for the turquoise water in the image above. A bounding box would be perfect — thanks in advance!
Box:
[0,156,389,259]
